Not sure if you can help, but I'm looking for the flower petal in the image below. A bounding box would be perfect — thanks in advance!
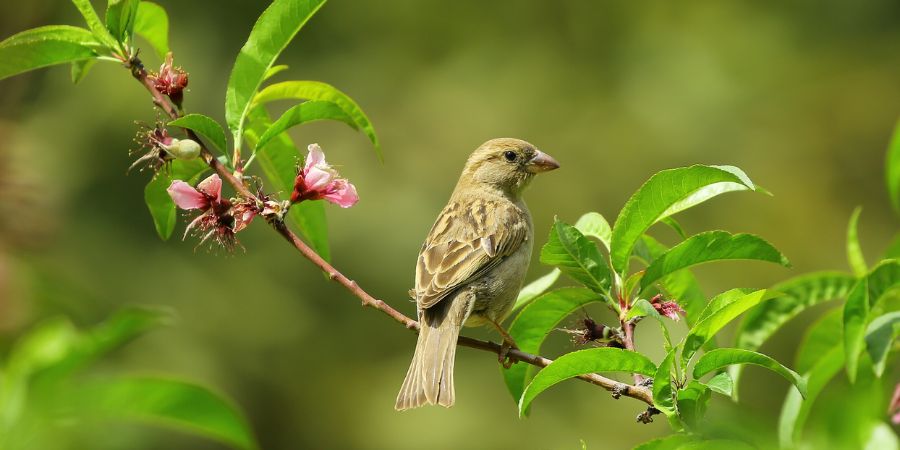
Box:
[305,143,326,171]
[323,179,359,208]
[196,174,222,201]
[167,180,208,210]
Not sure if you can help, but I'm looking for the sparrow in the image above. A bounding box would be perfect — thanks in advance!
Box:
[395,138,559,410]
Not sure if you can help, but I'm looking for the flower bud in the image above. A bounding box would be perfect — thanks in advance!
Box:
[163,138,201,160]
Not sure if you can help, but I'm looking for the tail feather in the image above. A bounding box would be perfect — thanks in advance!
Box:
[395,296,468,410]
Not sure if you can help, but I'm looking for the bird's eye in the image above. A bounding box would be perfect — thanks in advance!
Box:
[503,151,517,162]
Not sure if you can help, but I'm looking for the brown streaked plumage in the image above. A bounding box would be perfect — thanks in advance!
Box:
[395,138,559,410]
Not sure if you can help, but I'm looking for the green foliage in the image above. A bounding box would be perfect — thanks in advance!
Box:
[256,100,355,151]
[169,114,228,153]
[224,0,326,145]
[144,159,210,240]
[134,1,169,59]
[886,119,900,214]
[847,207,867,277]
[512,269,560,312]
[70,0,119,48]
[609,165,760,274]
[692,348,806,398]
[81,377,258,450]
[252,80,381,158]
[640,231,790,292]
[0,26,101,81]
[843,260,900,382]
[502,288,603,412]
[105,0,140,44]
[518,348,657,416]
[682,289,775,365]
[0,308,257,450]
[540,219,612,296]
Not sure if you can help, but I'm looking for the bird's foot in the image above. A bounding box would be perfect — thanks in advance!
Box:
[488,318,519,368]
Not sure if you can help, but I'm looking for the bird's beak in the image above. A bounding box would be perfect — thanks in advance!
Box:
[526,150,560,173]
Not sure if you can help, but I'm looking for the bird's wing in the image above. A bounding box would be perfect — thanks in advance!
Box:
[415,198,528,310]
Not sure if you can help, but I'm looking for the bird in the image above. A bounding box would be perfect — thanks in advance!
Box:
[395,138,559,410]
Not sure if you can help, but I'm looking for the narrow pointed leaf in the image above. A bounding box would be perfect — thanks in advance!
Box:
[244,106,329,260]
[81,377,258,450]
[677,380,712,429]
[703,371,734,397]
[694,348,806,398]
[70,58,96,83]
[610,165,758,274]
[795,308,843,374]
[540,219,611,294]
[573,212,612,250]
[144,159,209,240]
[512,269,560,312]
[71,0,118,47]
[778,344,844,448]
[105,0,140,43]
[844,260,900,382]
[224,0,326,144]
[255,100,355,151]
[0,26,100,80]
[134,1,168,59]
[253,80,380,158]
[886,119,900,215]
[847,207,867,276]
[660,216,687,240]
[502,288,602,411]
[683,289,774,364]
[169,114,228,152]
[641,231,790,291]
[865,311,900,377]
[518,348,656,416]
[263,64,289,81]
[652,349,677,416]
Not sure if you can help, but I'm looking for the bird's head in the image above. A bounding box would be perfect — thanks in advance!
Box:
[457,138,559,197]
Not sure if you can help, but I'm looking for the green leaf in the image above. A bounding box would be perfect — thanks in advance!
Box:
[847,206,867,276]
[633,434,694,450]
[71,0,119,47]
[255,100,355,151]
[884,232,900,260]
[676,380,711,430]
[105,0,140,43]
[627,299,674,349]
[244,106,330,260]
[518,348,656,416]
[778,344,843,448]
[660,216,687,240]
[641,231,790,291]
[0,26,100,81]
[886,119,900,215]
[703,371,733,397]
[224,0,327,145]
[652,349,677,416]
[574,212,612,251]
[636,235,707,324]
[682,289,774,365]
[864,311,900,377]
[70,58,96,83]
[512,269,560,312]
[678,440,756,450]
[81,377,258,450]
[502,288,603,412]
[540,219,611,295]
[844,260,900,382]
[168,114,228,153]
[134,1,169,59]
[610,165,759,274]
[263,64,289,81]
[144,159,210,240]
[694,348,806,398]
[796,309,844,375]
[252,80,380,159]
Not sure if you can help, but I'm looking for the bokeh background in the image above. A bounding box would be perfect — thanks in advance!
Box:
[1,1,899,449]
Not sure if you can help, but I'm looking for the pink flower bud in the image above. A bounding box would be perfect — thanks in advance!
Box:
[290,144,359,208]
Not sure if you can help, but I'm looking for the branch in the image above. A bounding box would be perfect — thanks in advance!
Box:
[126,57,655,409]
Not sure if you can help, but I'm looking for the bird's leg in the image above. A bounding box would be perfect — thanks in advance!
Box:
[487,318,518,368]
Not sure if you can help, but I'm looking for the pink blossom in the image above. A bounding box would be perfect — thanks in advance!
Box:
[166,174,239,251]
[167,174,222,210]
[890,383,900,425]
[290,144,359,208]
[650,294,685,321]
[149,52,188,104]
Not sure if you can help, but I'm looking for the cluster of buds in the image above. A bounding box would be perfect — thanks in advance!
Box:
[166,144,357,251]
[148,52,188,108]
[130,121,201,173]
[649,294,685,321]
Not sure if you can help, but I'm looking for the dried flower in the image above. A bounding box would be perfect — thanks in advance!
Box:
[130,121,175,173]
[167,174,240,251]
[148,52,188,106]
[649,294,685,321]
[290,144,358,208]
[558,314,624,348]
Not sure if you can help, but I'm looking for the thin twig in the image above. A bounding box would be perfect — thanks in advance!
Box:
[126,57,655,409]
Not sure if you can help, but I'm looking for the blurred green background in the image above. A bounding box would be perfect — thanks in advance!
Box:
[1,1,899,449]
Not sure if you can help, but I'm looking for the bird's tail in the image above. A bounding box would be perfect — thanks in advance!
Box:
[395,297,469,410]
